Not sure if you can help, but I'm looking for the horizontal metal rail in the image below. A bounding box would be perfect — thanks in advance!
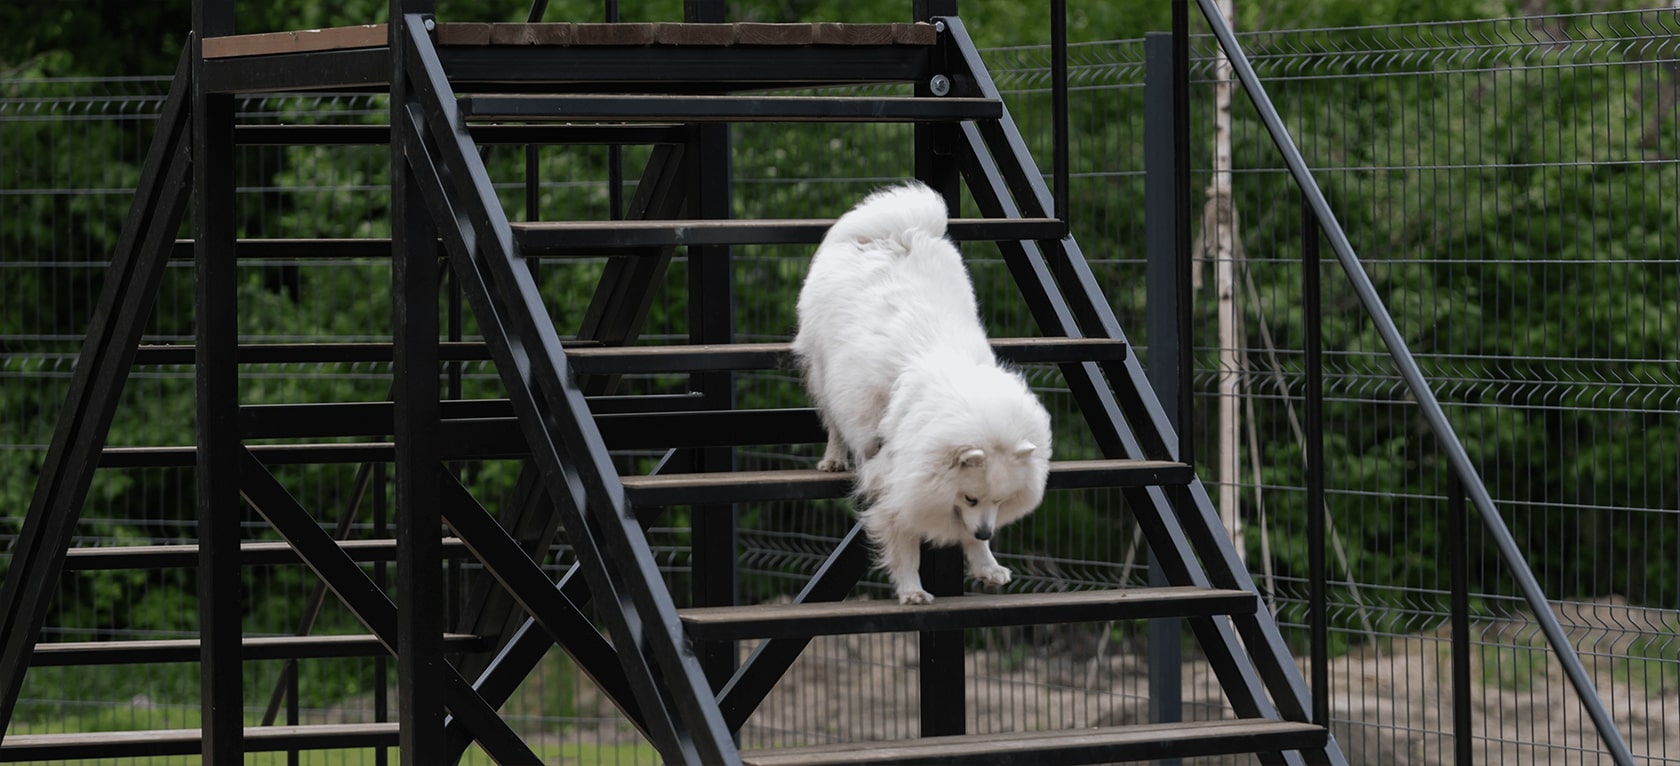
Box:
[1189,1,1634,762]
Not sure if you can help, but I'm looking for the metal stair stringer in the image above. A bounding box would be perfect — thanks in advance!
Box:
[392,16,738,765]
[940,14,1345,765]
[0,45,195,740]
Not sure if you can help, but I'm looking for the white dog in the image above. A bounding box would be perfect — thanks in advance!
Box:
[793,181,1053,605]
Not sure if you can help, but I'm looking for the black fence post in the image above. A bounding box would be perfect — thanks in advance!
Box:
[1143,32,1184,762]
[1303,195,1328,728]
[1450,475,1474,764]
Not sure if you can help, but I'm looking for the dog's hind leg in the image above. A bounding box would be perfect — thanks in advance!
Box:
[962,538,1012,587]
[816,428,850,472]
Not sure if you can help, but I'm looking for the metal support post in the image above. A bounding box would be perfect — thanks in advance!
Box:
[192,0,242,755]
[916,1,965,737]
[1142,33,1185,761]
[390,4,447,762]
[683,0,740,696]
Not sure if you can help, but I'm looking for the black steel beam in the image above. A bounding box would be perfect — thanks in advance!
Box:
[458,94,1000,123]
[0,46,195,739]
[438,45,930,89]
[390,8,451,762]
[400,17,736,762]
[201,48,388,93]
[437,477,648,733]
[193,21,245,759]
[716,523,871,730]
[237,450,539,762]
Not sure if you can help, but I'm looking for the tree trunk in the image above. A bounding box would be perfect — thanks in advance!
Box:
[1209,0,1244,560]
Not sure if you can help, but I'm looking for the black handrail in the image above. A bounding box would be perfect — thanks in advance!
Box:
[1182,1,1635,761]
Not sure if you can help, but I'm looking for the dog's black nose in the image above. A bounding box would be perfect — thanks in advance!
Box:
[974,526,993,541]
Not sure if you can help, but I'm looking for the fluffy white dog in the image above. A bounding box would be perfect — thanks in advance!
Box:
[793,181,1052,605]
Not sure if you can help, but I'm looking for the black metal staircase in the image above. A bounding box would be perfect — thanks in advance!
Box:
[0,3,1346,764]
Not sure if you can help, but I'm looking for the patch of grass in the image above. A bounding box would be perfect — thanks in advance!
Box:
[1479,639,1549,692]
[1612,628,1680,695]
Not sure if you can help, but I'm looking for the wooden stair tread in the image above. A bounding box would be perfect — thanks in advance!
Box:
[565,336,1125,373]
[61,537,471,570]
[30,633,482,666]
[201,22,936,59]
[512,217,1064,252]
[130,336,1120,370]
[620,459,1193,506]
[740,719,1329,765]
[458,94,1002,123]
[0,723,399,761]
[680,587,1255,640]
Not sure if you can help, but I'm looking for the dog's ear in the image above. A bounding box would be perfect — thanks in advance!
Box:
[956,447,986,469]
[1013,441,1037,459]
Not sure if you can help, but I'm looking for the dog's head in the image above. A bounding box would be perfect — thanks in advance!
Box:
[948,441,1039,541]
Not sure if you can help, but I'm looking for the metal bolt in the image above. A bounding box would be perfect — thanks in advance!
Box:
[930,75,951,97]
[423,17,436,31]
[934,20,947,33]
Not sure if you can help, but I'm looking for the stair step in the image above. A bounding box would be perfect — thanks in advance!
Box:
[61,538,472,570]
[29,633,483,667]
[512,217,1063,253]
[621,459,1192,507]
[680,587,1254,641]
[0,723,399,762]
[132,336,1115,369]
[565,336,1125,374]
[739,719,1328,766]
[458,94,1001,123]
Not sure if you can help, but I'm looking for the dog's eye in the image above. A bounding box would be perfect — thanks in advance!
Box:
[962,495,980,507]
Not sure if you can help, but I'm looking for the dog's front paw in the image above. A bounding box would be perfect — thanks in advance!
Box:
[815,457,850,472]
[972,564,1012,587]
[898,589,935,605]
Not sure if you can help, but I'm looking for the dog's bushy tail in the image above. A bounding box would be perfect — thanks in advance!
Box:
[824,180,948,256]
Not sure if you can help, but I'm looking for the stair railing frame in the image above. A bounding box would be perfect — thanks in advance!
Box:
[1179,1,1636,762]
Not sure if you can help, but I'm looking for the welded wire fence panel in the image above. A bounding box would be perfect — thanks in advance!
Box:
[3,10,1678,766]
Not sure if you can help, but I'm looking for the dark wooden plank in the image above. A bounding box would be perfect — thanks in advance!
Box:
[0,724,401,761]
[573,22,657,45]
[562,337,1123,372]
[61,538,472,570]
[620,459,1191,507]
[735,23,815,46]
[813,22,894,46]
[681,587,1256,641]
[652,22,737,46]
[512,216,1062,253]
[200,25,388,59]
[435,22,492,45]
[739,719,1327,766]
[30,634,483,666]
[892,22,939,46]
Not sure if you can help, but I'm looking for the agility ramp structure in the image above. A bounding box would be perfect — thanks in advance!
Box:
[0,1,1347,763]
